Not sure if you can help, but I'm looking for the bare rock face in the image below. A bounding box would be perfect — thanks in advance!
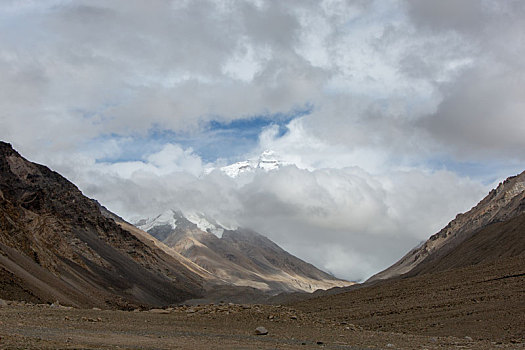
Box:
[0,142,204,308]
[369,171,525,282]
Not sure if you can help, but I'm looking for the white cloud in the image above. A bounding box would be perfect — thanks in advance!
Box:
[2,0,524,161]
[145,144,204,176]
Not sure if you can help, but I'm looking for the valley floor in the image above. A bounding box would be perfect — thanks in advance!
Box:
[0,301,522,350]
[1,255,524,349]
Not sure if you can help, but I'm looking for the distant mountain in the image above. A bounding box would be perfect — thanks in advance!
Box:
[209,150,292,178]
[368,170,525,282]
[136,209,353,293]
[0,141,204,308]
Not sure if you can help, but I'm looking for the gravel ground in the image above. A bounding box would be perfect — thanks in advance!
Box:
[0,302,522,350]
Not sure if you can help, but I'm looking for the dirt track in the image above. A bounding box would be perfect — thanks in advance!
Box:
[0,301,522,350]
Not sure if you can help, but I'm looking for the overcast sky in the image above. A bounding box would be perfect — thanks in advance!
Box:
[1,0,524,281]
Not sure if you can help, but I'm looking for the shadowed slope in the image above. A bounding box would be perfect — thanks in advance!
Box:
[0,141,203,308]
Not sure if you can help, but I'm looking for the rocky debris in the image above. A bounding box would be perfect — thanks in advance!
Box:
[0,299,7,307]
[48,300,73,310]
[254,326,268,335]
[149,308,171,314]
[0,301,520,349]
[338,322,361,331]
[170,303,305,321]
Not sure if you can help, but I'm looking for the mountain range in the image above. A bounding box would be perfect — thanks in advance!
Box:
[1,140,523,322]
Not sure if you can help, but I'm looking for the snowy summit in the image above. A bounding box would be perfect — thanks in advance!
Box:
[218,150,291,178]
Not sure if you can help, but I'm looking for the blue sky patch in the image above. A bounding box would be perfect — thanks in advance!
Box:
[91,106,312,164]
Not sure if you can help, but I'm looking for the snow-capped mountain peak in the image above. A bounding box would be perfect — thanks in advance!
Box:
[184,212,231,237]
[216,150,291,178]
[134,209,179,232]
[135,209,236,238]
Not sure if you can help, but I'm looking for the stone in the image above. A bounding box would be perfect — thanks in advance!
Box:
[465,336,473,341]
[0,299,7,307]
[343,323,360,331]
[254,326,268,335]
[149,308,170,314]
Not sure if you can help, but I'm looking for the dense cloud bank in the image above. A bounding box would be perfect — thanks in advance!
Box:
[53,143,485,281]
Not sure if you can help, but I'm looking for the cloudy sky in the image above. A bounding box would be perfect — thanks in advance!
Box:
[1,0,524,281]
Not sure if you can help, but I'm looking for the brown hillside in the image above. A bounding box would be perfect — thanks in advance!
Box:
[291,174,525,344]
[0,141,204,308]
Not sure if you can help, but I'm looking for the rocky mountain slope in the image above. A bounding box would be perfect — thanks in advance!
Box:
[368,170,525,281]
[0,141,205,308]
[136,210,352,293]
[289,171,525,344]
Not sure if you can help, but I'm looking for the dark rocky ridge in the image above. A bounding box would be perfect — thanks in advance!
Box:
[0,141,204,308]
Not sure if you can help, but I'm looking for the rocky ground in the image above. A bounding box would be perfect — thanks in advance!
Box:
[3,252,523,349]
[292,256,525,344]
[0,300,522,350]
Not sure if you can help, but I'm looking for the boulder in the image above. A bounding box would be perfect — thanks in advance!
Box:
[254,326,268,335]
